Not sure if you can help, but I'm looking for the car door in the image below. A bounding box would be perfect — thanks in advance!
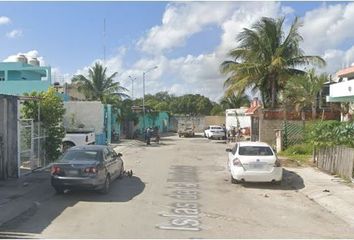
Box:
[109,148,121,178]
[103,148,116,177]
[113,149,123,175]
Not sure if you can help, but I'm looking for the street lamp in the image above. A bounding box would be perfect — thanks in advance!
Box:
[142,66,158,132]
[128,75,136,99]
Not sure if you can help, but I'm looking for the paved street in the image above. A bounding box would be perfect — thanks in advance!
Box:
[1,134,354,238]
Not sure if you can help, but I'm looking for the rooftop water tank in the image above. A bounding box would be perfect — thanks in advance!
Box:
[16,54,28,64]
[29,57,40,66]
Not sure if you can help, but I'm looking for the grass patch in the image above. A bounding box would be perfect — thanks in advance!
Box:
[278,143,313,166]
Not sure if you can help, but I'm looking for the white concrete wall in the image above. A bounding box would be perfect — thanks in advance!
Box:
[63,101,104,133]
[330,80,354,97]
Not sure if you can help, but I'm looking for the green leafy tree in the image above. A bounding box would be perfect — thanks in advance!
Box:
[220,17,325,108]
[220,93,250,109]
[72,62,128,102]
[169,94,213,115]
[22,88,65,162]
[210,104,224,116]
[284,68,328,120]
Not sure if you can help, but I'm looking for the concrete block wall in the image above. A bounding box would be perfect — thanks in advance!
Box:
[259,119,303,146]
[0,95,18,179]
[63,101,104,133]
[204,116,225,127]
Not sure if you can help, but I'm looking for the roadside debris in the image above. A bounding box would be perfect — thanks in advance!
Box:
[323,189,330,193]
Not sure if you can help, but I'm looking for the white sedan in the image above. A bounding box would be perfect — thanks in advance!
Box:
[204,125,226,140]
[226,141,282,184]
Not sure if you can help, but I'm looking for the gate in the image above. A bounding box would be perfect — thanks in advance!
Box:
[18,119,46,176]
[282,121,304,148]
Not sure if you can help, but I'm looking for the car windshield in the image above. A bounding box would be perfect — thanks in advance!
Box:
[61,150,102,161]
[211,127,222,129]
[238,146,273,156]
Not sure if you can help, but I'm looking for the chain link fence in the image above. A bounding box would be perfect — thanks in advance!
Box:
[19,119,46,175]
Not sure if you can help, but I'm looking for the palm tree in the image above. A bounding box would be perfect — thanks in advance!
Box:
[72,62,128,103]
[283,68,328,120]
[220,17,325,108]
[220,93,250,109]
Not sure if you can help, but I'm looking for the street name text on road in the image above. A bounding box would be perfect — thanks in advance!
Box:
[157,165,201,231]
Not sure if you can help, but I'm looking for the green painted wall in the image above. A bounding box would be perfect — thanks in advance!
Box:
[0,80,51,95]
[138,111,169,133]
[0,62,51,96]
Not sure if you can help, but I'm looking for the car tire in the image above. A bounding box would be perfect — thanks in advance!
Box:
[273,180,282,185]
[54,186,65,194]
[100,175,111,194]
[231,175,240,184]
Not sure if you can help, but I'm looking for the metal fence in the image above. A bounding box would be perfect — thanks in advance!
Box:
[315,146,354,180]
[19,119,46,176]
[282,121,305,148]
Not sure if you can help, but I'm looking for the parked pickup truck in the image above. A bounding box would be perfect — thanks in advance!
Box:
[62,128,95,152]
[178,126,195,138]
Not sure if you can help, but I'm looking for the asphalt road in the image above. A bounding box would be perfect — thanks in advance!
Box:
[2,134,354,238]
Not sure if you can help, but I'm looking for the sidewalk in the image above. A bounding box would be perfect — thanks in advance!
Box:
[0,170,53,228]
[290,167,354,228]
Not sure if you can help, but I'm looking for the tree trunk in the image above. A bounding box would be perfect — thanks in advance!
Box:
[311,99,317,120]
[271,76,276,109]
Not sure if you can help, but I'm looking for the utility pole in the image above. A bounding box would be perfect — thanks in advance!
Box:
[128,75,136,99]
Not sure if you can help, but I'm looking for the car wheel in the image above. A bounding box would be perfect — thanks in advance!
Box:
[100,175,111,194]
[231,175,240,184]
[273,180,282,185]
[54,186,65,194]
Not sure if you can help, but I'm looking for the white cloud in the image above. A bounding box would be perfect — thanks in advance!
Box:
[137,2,238,54]
[217,2,281,56]
[69,2,354,101]
[301,3,354,55]
[298,2,354,74]
[0,16,11,25]
[6,29,23,38]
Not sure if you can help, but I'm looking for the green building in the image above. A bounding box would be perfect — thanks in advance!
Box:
[0,56,51,96]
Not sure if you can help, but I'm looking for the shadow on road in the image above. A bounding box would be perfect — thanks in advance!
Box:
[0,175,145,235]
[240,169,305,190]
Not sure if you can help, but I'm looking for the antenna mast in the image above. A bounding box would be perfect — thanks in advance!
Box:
[103,18,106,65]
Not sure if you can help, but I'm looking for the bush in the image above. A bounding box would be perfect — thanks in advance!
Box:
[305,120,354,148]
[22,88,65,162]
[283,143,313,155]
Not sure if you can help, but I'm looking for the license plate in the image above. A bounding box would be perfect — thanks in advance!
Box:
[250,163,264,169]
[67,170,78,175]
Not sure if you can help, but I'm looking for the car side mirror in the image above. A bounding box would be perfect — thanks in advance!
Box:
[273,148,277,153]
[226,148,232,152]
[117,153,123,157]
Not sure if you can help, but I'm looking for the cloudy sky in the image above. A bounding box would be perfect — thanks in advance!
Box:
[0,1,353,101]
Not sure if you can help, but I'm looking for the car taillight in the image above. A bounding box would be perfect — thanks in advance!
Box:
[51,165,61,175]
[84,167,97,174]
[274,158,281,167]
[233,158,243,167]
